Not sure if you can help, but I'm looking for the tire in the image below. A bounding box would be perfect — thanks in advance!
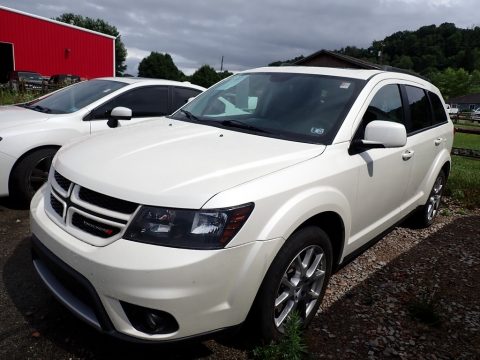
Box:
[254,226,333,341]
[414,170,446,228]
[9,148,57,206]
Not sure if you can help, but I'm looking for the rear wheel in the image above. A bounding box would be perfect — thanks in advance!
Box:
[9,148,57,206]
[414,170,446,228]
[255,226,333,341]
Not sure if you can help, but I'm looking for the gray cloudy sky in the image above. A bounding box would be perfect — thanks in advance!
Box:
[2,0,479,75]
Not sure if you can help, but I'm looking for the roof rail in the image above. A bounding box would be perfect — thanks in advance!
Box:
[380,65,430,81]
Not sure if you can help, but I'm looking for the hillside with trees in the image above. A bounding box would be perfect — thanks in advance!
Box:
[271,23,480,99]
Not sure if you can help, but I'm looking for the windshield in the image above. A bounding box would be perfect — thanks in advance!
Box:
[24,80,127,114]
[18,72,43,81]
[170,72,364,144]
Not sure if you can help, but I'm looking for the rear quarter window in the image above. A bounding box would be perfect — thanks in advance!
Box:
[428,92,448,125]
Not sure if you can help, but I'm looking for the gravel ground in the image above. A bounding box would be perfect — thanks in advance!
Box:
[0,197,479,359]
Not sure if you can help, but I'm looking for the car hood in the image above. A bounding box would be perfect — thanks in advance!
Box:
[0,105,49,130]
[54,119,325,208]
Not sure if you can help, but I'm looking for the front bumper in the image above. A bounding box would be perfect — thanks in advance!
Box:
[30,188,284,341]
[0,151,16,197]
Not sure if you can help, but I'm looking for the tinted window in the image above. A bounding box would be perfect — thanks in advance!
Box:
[91,86,169,119]
[428,92,448,125]
[27,80,126,114]
[354,84,404,140]
[172,87,201,111]
[365,84,404,124]
[405,86,431,133]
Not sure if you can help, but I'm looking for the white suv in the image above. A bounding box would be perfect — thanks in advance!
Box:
[30,67,453,342]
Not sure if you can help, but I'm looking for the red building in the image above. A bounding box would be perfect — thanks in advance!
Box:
[0,6,115,81]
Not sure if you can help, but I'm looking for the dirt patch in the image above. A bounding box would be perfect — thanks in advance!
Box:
[0,198,478,359]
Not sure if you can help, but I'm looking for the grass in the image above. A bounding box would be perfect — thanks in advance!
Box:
[0,88,41,106]
[453,132,480,150]
[446,156,480,208]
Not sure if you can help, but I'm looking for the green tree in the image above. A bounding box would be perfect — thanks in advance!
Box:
[190,65,221,87]
[429,67,471,99]
[54,13,127,76]
[137,52,184,80]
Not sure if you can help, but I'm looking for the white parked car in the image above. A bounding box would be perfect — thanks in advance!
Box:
[30,67,453,342]
[0,78,205,204]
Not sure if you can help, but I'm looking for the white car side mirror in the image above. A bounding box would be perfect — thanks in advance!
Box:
[110,106,132,120]
[364,120,407,148]
[107,107,132,128]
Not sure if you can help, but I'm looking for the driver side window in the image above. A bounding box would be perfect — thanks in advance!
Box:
[355,84,404,139]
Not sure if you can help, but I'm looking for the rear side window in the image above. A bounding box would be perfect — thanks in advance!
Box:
[428,92,448,125]
[172,87,202,111]
[405,86,431,133]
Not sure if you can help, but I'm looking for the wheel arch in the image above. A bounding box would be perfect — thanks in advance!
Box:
[295,211,345,269]
[8,145,61,188]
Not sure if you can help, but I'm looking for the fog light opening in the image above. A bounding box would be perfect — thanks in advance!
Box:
[121,301,179,335]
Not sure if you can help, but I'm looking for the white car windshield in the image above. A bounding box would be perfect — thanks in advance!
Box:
[23,80,127,114]
[171,72,364,144]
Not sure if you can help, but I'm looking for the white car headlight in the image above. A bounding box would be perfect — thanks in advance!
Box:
[124,203,254,249]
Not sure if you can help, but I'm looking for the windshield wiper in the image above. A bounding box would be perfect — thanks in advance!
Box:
[180,109,200,121]
[220,120,271,134]
[24,104,51,113]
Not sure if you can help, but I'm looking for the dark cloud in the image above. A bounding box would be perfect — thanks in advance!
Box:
[3,0,478,75]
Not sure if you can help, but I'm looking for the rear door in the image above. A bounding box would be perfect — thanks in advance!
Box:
[402,86,450,201]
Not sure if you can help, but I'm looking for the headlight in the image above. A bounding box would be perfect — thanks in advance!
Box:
[124,203,254,249]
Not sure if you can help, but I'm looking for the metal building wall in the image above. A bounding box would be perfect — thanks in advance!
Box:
[0,8,115,78]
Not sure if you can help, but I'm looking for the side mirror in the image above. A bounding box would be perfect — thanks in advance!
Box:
[363,120,407,148]
[107,107,132,128]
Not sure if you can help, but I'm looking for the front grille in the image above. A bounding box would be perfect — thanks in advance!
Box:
[78,187,138,214]
[47,168,136,243]
[54,171,72,192]
[71,213,121,238]
[50,193,63,217]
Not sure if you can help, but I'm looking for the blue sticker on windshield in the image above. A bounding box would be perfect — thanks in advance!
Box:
[310,127,324,135]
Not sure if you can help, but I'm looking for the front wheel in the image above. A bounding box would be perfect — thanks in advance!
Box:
[9,148,57,206]
[254,226,333,341]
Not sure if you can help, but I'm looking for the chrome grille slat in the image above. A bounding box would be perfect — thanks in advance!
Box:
[47,170,139,245]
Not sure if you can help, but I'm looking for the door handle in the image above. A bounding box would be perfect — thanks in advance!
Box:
[402,149,415,161]
[434,138,443,146]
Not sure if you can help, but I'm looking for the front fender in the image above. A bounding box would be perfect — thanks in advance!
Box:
[257,186,350,242]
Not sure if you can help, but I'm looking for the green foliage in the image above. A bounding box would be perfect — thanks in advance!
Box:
[446,156,480,209]
[253,312,307,360]
[54,13,127,76]
[137,52,185,81]
[190,65,228,88]
[0,89,39,105]
[428,67,472,99]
